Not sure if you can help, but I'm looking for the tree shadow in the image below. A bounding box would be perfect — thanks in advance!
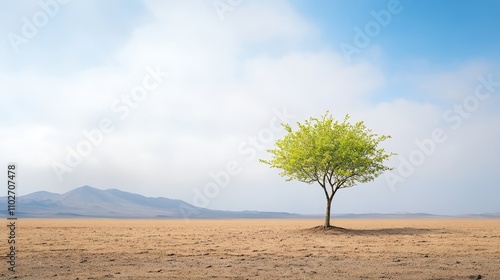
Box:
[303,225,445,236]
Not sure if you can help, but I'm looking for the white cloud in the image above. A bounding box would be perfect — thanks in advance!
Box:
[1,0,499,215]
[413,61,490,102]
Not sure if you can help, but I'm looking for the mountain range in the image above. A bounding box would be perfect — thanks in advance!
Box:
[1,186,499,219]
[0,186,300,219]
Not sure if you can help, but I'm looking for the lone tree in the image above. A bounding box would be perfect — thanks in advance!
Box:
[261,112,394,228]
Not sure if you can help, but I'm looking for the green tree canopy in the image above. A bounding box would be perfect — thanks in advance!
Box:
[261,112,394,228]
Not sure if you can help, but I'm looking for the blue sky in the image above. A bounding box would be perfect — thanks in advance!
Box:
[294,0,500,64]
[1,0,499,216]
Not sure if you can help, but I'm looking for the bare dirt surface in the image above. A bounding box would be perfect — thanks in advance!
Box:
[2,219,499,279]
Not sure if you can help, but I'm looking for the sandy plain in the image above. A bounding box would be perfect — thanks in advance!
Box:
[1,219,499,279]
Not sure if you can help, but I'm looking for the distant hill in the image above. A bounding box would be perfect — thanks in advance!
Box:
[0,186,300,219]
[454,213,500,219]
[315,212,500,219]
[1,186,498,219]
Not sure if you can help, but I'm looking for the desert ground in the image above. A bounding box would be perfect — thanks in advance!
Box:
[1,219,499,279]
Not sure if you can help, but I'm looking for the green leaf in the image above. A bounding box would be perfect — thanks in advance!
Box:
[260,112,395,191]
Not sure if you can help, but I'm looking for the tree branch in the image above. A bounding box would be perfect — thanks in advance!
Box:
[322,172,327,191]
[317,178,330,202]
[336,173,358,190]
[298,166,317,183]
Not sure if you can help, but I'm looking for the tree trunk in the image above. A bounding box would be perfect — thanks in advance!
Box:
[324,198,332,228]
